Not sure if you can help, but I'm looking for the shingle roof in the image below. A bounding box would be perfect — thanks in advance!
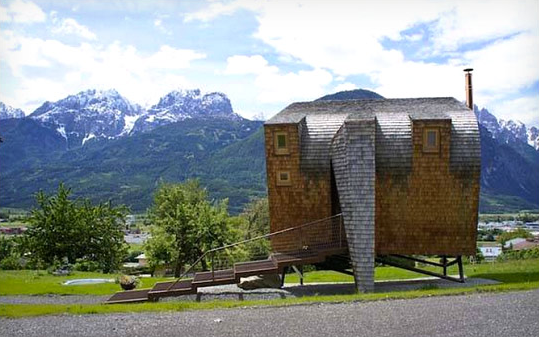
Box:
[266,97,480,174]
[265,97,464,125]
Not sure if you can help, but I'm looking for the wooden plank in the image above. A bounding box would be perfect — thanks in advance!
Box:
[105,289,150,304]
[234,259,278,279]
[271,250,322,268]
[192,269,235,287]
[148,279,196,300]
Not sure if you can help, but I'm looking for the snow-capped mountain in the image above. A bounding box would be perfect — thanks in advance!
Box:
[475,106,539,151]
[26,88,244,147]
[0,102,25,120]
[30,89,144,147]
[131,89,242,133]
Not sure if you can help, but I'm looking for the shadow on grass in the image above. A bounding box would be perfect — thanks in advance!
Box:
[473,271,539,284]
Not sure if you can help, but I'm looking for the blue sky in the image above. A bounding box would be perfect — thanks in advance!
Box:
[0,0,538,126]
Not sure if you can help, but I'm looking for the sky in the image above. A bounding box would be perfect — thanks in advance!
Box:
[0,0,538,126]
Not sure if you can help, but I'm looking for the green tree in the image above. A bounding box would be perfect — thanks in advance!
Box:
[239,198,269,240]
[25,183,128,273]
[234,197,270,260]
[144,180,234,277]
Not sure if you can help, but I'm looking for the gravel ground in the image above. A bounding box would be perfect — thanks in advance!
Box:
[0,295,109,305]
[0,277,498,304]
[1,289,538,337]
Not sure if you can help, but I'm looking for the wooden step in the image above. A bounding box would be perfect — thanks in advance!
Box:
[271,250,323,268]
[234,259,278,279]
[106,289,150,304]
[147,279,196,300]
[192,268,235,287]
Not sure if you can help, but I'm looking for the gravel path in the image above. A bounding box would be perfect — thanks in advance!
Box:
[0,277,498,304]
[0,295,109,305]
[1,289,538,337]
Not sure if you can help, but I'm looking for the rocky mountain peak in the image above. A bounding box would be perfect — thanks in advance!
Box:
[29,89,144,148]
[131,89,240,133]
[474,105,538,151]
[0,102,25,120]
[154,89,203,109]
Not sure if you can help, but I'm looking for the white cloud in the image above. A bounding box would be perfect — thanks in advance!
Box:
[492,96,539,127]
[184,0,260,23]
[255,68,333,103]
[0,0,45,23]
[154,15,171,35]
[0,5,9,22]
[430,0,539,54]
[190,0,539,125]
[462,33,539,98]
[224,54,332,104]
[224,55,277,75]
[51,17,97,40]
[147,45,206,69]
[0,31,206,113]
[186,0,448,77]
[404,33,423,42]
[188,1,538,104]
[372,61,464,99]
[333,82,358,93]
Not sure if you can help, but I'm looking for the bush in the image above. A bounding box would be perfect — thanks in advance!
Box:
[0,236,26,270]
[46,258,72,275]
[497,247,539,261]
[0,255,22,270]
[73,259,100,272]
[125,250,144,263]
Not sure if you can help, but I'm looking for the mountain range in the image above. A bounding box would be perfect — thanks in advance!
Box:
[25,88,243,149]
[0,89,537,213]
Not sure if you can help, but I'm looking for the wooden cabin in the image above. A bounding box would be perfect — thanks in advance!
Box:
[264,84,480,292]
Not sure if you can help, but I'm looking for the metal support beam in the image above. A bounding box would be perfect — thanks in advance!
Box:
[457,256,464,282]
[442,256,447,276]
[376,255,465,283]
[292,265,304,285]
[280,267,288,287]
[392,254,445,268]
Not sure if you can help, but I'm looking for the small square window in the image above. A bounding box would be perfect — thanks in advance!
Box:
[274,132,289,155]
[423,128,440,153]
[277,134,286,148]
[276,171,291,186]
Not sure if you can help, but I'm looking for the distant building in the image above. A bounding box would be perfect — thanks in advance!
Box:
[478,243,502,261]
[0,226,26,235]
[124,233,149,244]
[504,238,528,249]
[512,240,539,251]
[136,253,148,267]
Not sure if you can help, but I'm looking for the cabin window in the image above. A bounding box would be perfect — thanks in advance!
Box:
[274,132,289,155]
[423,128,440,153]
[276,171,292,186]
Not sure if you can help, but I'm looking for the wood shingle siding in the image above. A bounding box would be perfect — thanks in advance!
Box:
[265,97,480,292]
[331,119,376,292]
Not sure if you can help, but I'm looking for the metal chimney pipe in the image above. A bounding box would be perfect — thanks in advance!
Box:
[464,68,473,110]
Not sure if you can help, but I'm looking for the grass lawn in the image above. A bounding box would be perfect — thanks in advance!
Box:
[1,259,538,318]
[285,258,539,284]
[0,271,171,296]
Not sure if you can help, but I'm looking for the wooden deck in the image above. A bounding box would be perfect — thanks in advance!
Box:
[105,247,348,304]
